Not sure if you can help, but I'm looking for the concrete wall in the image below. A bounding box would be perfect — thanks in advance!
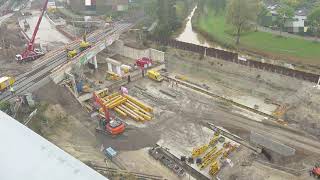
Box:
[113,40,165,63]
[250,132,295,156]
[150,49,165,63]
[50,62,73,84]
[120,46,150,60]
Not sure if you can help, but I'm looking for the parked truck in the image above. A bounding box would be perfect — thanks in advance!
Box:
[147,70,163,82]
[0,76,15,93]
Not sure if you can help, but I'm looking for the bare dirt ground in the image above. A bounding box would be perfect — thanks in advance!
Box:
[0,15,31,76]
[166,48,320,138]
[32,82,105,163]
[29,73,316,179]
[22,33,320,179]
[121,78,316,179]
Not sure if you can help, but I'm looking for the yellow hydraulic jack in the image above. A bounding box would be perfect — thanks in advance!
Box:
[192,144,209,158]
[209,161,220,176]
[202,146,217,163]
[200,149,223,170]
[209,136,219,146]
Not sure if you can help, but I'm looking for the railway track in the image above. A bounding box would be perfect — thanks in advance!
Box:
[164,75,320,155]
[0,23,132,102]
[90,165,163,180]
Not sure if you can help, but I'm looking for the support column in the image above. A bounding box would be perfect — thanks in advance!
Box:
[107,63,113,72]
[92,56,98,69]
[66,72,79,97]
[116,66,121,76]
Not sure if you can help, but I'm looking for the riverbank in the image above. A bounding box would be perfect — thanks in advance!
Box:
[191,6,320,67]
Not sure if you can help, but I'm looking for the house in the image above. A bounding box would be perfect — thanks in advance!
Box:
[284,14,307,34]
[261,3,308,34]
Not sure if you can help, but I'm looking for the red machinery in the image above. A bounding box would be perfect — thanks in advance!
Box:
[311,166,320,178]
[93,92,125,135]
[136,57,152,69]
[16,0,48,63]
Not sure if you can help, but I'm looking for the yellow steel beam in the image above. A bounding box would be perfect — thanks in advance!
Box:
[124,94,153,112]
[121,105,144,121]
[127,100,152,117]
[109,97,127,109]
[114,107,127,117]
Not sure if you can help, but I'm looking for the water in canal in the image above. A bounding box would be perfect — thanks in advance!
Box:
[176,6,223,49]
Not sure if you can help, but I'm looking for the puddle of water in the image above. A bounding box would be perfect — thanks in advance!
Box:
[176,6,224,50]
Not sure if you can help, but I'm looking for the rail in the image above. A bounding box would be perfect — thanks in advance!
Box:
[163,74,277,120]
[89,165,163,180]
[0,23,132,102]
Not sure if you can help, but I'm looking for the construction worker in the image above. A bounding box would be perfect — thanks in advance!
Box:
[127,75,131,83]
[9,86,15,95]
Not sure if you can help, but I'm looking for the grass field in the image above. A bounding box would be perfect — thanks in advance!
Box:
[195,11,320,64]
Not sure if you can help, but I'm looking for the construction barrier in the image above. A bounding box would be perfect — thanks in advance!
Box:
[152,38,320,83]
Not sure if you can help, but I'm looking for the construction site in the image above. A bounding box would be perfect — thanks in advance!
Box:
[1,0,320,180]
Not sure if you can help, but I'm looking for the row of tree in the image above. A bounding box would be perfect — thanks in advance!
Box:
[140,0,194,38]
[198,0,320,44]
[308,7,320,38]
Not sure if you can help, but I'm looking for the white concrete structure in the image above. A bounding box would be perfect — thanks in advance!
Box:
[112,40,165,63]
[106,57,122,76]
[0,111,108,180]
[89,55,98,69]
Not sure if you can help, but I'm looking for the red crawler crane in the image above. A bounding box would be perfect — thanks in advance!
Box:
[16,0,48,62]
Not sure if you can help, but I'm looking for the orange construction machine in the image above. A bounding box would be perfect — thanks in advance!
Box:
[93,91,125,135]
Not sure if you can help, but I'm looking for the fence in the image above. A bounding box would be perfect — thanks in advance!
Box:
[153,38,320,83]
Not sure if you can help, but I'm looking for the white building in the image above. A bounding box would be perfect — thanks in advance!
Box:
[285,15,307,33]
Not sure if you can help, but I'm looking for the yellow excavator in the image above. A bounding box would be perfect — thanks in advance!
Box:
[67,49,77,59]
[80,32,91,52]
[67,33,91,59]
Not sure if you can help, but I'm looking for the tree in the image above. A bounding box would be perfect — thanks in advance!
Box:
[277,5,294,36]
[211,0,226,15]
[143,0,158,19]
[257,5,270,26]
[154,0,181,37]
[308,7,320,39]
[226,0,261,44]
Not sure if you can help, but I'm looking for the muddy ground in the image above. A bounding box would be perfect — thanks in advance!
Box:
[32,82,106,163]
[30,75,313,180]
[166,48,320,139]
[8,30,320,180]
[0,15,30,76]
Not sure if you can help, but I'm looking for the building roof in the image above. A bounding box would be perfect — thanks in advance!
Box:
[0,111,108,180]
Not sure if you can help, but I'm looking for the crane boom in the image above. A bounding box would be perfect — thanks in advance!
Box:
[28,0,49,49]
[16,0,49,62]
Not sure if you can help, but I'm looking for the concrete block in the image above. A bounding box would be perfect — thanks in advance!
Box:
[250,132,295,156]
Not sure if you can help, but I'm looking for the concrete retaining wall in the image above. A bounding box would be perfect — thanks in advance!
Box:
[113,40,165,62]
[121,46,149,59]
[150,49,165,63]
[250,132,295,156]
